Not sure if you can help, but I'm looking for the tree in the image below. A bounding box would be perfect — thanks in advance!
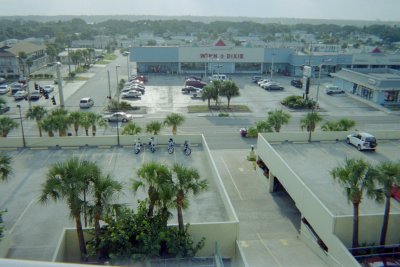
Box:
[267,109,291,132]
[331,158,378,248]
[164,113,185,135]
[0,153,12,182]
[40,158,100,261]
[0,116,18,137]
[132,162,172,218]
[79,113,92,136]
[321,121,341,131]
[69,111,82,136]
[40,116,57,137]
[87,112,107,136]
[372,161,400,245]
[146,121,163,135]
[26,106,48,137]
[122,122,142,135]
[171,163,208,232]
[255,120,273,133]
[201,84,216,108]
[219,80,240,108]
[338,118,356,131]
[50,109,70,136]
[89,174,123,250]
[300,112,323,132]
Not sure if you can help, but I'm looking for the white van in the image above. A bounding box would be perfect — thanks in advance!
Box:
[79,97,94,108]
[325,85,344,95]
[210,74,228,81]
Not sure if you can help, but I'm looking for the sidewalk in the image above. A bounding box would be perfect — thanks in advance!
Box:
[211,149,327,267]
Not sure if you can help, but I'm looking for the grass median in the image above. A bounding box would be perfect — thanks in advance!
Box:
[188,104,251,113]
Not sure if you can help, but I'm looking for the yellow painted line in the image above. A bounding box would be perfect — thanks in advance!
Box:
[61,146,80,150]
[279,239,289,246]
[292,141,309,144]
[0,147,18,151]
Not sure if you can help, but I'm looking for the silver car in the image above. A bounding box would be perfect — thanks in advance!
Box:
[103,112,133,122]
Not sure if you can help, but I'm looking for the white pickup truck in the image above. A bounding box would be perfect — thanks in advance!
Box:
[346,132,377,151]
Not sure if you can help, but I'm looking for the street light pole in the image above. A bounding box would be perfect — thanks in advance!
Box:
[16,105,26,148]
[126,52,130,78]
[55,62,65,108]
[107,70,111,100]
[115,65,121,146]
[270,53,275,80]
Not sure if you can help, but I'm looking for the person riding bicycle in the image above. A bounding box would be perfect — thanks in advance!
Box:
[149,137,156,148]
[135,138,142,149]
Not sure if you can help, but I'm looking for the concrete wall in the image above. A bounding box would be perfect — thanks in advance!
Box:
[0,135,204,149]
[0,235,10,258]
[334,214,400,247]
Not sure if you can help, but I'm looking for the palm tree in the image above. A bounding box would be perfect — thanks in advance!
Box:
[89,174,123,249]
[300,112,323,132]
[0,154,12,182]
[164,113,185,135]
[171,163,208,232]
[0,116,19,137]
[220,80,240,108]
[373,161,400,245]
[201,84,216,108]
[321,121,341,131]
[255,120,272,133]
[122,122,142,135]
[331,158,378,248]
[87,112,107,136]
[338,118,356,131]
[40,158,99,261]
[41,116,57,137]
[69,111,82,136]
[267,109,291,132]
[79,113,92,136]
[26,106,48,137]
[146,121,163,135]
[132,162,172,217]
[50,109,70,136]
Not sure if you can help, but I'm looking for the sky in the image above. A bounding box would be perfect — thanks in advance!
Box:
[0,0,399,21]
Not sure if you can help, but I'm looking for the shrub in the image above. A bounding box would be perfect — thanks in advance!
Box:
[218,112,229,117]
[281,95,315,109]
[247,127,259,137]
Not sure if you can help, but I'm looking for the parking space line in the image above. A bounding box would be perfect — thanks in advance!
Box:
[221,156,243,200]
[8,198,36,235]
[257,233,283,267]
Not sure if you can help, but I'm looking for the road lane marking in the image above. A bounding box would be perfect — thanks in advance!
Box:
[221,157,243,200]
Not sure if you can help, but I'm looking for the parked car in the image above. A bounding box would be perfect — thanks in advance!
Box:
[11,82,26,95]
[122,85,145,94]
[209,74,228,81]
[124,81,145,89]
[186,75,202,81]
[264,84,284,91]
[291,79,303,88]
[346,132,377,151]
[252,76,262,83]
[260,81,278,89]
[181,86,202,94]
[79,97,94,108]
[185,79,207,88]
[14,90,28,100]
[0,78,6,84]
[257,79,271,86]
[191,88,203,98]
[121,90,142,98]
[0,104,10,114]
[129,75,148,83]
[103,112,133,122]
[0,84,10,94]
[325,85,344,95]
[392,185,400,202]
[29,91,41,100]
[43,85,55,93]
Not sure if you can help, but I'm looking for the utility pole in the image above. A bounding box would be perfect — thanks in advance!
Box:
[56,62,65,108]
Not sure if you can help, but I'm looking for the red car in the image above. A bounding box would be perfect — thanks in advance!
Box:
[129,75,148,83]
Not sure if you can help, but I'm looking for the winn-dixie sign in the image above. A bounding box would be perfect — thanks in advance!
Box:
[200,53,244,59]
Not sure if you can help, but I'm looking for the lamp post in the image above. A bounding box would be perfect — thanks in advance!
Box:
[126,52,130,78]
[270,53,276,80]
[16,105,26,148]
[316,59,332,103]
[115,65,121,146]
[107,70,111,100]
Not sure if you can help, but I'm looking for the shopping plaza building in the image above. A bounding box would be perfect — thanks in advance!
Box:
[130,40,400,108]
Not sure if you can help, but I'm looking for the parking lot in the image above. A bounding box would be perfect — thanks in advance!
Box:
[0,145,227,261]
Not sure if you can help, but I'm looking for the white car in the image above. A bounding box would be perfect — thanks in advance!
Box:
[43,85,55,93]
[103,112,133,122]
[260,81,278,89]
[79,97,94,108]
[257,79,271,86]
[0,84,10,94]
[121,90,142,98]
[13,90,28,100]
[346,132,377,151]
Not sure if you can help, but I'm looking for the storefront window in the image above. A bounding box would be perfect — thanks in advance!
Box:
[181,62,204,71]
[235,63,261,71]
[385,90,399,102]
